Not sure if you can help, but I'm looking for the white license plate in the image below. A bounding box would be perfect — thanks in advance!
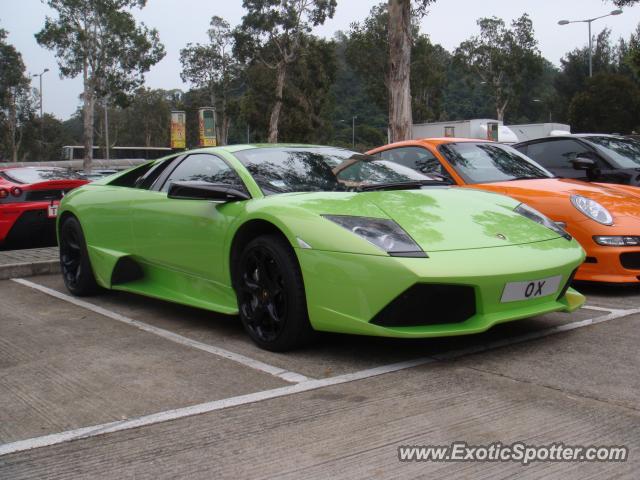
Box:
[47,204,59,218]
[501,275,562,303]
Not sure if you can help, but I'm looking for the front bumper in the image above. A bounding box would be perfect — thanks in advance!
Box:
[567,216,640,283]
[296,237,585,337]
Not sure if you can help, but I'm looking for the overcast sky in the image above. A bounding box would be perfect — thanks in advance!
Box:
[2,0,639,119]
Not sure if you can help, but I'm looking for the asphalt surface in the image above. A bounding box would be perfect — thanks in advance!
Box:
[0,274,638,479]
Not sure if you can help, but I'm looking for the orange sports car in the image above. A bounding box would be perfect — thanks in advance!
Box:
[367,138,640,284]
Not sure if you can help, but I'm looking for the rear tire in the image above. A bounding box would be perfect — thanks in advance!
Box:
[59,216,100,296]
[235,234,314,351]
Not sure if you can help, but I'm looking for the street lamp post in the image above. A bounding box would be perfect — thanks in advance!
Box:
[104,96,110,161]
[558,10,623,77]
[352,115,357,149]
[32,68,49,146]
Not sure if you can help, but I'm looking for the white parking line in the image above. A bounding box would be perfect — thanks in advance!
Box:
[582,305,627,313]
[11,278,311,384]
[1,306,638,457]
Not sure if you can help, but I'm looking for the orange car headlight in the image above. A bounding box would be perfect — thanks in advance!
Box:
[594,236,640,247]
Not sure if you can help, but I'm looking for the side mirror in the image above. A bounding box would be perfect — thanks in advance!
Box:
[569,156,596,170]
[168,182,250,202]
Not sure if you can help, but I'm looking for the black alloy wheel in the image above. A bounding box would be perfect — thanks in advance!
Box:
[59,216,99,296]
[236,234,314,351]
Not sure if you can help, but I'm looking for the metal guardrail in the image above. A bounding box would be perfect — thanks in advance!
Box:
[0,159,149,169]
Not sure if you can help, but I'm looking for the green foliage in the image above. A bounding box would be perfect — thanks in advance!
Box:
[234,0,337,141]
[345,3,448,124]
[455,14,544,120]
[0,27,36,161]
[411,36,449,122]
[35,0,165,97]
[606,0,639,5]
[236,35,337,144]
[569,73,640,133]
[35,0,165,168]
[180,16,241,144]
[345,3,389,112]
[555,29,621,119]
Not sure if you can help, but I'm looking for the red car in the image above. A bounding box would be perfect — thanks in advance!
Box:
[0,167,88,248]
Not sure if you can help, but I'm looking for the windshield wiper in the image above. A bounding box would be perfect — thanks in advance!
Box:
[358,180,447,191]
[503,176,540,182]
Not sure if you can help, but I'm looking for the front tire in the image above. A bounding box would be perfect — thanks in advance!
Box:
[235,234,314,351]
[59,216,100,296]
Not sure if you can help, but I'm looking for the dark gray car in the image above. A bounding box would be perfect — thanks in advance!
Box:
[514,134,640,186]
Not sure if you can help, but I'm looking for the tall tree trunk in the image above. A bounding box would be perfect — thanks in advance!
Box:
[268,63,287,143]
[496,99,508,122]
[218,94,229,146]
[388,0,413,142]
[8,91,18,162]
[82,61,94,173]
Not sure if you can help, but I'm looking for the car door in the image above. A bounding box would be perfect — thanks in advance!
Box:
[130,152,250,283]
[520,139,612,180]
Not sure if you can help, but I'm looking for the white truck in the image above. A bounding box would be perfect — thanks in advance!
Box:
[411,119,519,143]
[508,123,571,142]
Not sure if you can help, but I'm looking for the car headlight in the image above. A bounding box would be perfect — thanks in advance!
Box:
[514,203,572,240]
[570,195,613,225]
[593,236,640,247]
[322,215,427,257]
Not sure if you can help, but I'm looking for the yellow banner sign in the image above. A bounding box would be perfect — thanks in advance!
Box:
[198,107,217,147]
[170,111,186,149]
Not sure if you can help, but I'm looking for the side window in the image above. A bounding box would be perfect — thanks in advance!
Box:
[135,158,177,189]
[160,154,243,193]
[379,147,452,180]
[526,140,597,169]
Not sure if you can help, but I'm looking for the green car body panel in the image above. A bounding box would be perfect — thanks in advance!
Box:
[58,145,586,338]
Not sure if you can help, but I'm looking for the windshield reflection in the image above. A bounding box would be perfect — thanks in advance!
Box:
[586,136,640,168]
[439,143,552,184]
[0,167,86,184]
[234,147,438,195]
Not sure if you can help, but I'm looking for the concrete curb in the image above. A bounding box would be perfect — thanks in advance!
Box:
[0,260,60,280]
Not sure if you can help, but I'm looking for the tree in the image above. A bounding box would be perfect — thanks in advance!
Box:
[347,4,448,127]
[35,0,165,171]
[555,29,625,121]
[346,4,390,113]
[455,14,544,121]
[622,23,640,78]
[118,88,171,147]
[0,28,36,162]
[180,16,240,146]
[606,0,639,5]
[387,0,435,142]
[235,0,337,143]
[569,73,640,133]
[411,36,448,122]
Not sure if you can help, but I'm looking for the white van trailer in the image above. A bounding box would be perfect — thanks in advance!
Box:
[509,123,571,142]
[411,119,519,143]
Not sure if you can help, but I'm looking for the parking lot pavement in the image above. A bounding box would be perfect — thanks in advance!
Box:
[573,282,640,310]
[0,274,638,478]
[0,279,287,444]
[2,340,639,479]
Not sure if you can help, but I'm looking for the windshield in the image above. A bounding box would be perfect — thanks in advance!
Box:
[0,167,85,184]
[585,136,640,168]
[438,142,552,184]
[234,147,439,195]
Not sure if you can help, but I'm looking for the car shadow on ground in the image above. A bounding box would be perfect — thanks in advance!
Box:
[86,284,598,376]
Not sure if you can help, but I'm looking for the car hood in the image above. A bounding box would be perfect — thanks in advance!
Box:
[275,188,563,253]
[476,178,640,221]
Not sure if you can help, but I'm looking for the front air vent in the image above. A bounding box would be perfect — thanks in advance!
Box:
[371,284,476,327]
